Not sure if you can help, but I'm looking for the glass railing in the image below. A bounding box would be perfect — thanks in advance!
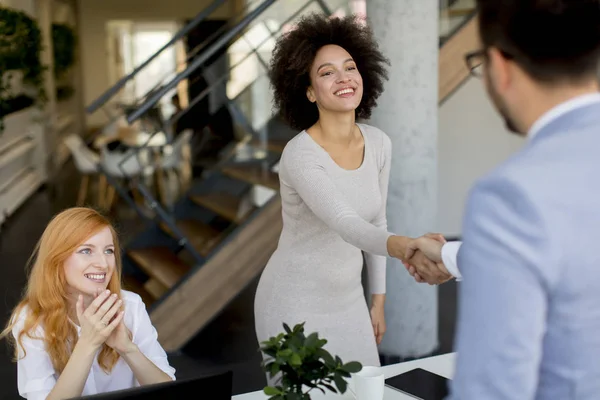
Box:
[125,0,277,126]
[83,0,271,146]
[86,0,229,114]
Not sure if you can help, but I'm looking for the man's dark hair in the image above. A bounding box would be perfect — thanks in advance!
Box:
[477,0,600,83]
[268,13,389,131]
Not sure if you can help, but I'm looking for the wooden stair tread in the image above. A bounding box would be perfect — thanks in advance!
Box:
[159,219,222,257]
[248,137,289,153]
[447,8,475,17]
[190,192,256,223]
[122,275,156,307]
[127,247,190,288]
[144,278,169,299]
[438,14,478,102]
[149,196,284,352]
[221,164,279,190]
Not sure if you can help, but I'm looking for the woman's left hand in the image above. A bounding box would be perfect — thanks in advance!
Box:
[93,289,136,354]
[370,301,386,345]
[106,319,136,354]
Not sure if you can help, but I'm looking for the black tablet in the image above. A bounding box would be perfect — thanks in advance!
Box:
[385,368,450,400]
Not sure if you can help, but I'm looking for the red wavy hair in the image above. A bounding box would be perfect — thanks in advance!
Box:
[1,207,124,374]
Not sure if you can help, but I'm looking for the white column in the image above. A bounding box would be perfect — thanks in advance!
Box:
[366,0,440,358]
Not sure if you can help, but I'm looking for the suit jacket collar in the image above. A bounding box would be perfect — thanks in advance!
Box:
[528,94,600,145]
[528,93,600,141]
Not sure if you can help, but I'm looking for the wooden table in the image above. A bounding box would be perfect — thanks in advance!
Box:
[233,353,456,399]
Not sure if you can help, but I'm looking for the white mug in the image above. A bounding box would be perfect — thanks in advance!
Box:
[349,366,385,400]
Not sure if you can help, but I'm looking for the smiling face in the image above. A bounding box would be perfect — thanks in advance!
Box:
[63,226,116,297]
[306,44,364,115]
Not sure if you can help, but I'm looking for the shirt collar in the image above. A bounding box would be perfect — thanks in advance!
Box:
[527,93,600,141]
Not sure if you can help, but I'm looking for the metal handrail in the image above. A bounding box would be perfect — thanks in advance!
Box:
[126,0,277,125]
[85,0,228,114]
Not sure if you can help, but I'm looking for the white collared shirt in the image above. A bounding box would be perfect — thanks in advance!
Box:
[442,92,600,280]
[13,290,176,399]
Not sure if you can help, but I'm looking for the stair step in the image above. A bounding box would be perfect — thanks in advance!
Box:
[144,278,169,299]
[122,274,156,307]
[189,192,256,223]
[149,196,284,351]
[127,247,190,288]
[248,137,289,153]
[447,7,475,17]
[159,219,222,257]
[221,164,279,190]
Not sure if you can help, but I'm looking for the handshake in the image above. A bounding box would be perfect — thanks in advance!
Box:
[388,233,454,285]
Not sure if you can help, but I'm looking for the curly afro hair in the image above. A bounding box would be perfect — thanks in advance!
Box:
[268,13,390,131]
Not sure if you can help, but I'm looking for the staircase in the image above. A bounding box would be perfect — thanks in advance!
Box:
[85,0,477,352]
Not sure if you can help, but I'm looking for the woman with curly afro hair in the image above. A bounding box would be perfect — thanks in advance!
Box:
[254,13,421,373]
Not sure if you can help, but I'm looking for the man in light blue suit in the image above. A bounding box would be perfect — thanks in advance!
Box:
[402,0,600,398]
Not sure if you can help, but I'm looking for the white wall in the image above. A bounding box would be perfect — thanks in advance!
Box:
[436,77,525,236]
[77,0,236,127]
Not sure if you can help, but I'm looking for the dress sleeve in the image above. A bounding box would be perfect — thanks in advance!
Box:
[364,132,392,294]
[131,296,176,382]
[280,139,394,256]
[13,317,57,400]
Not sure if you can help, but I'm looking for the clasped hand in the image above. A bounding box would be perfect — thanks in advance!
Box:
[387,234,453,285]
[77,289,135,354]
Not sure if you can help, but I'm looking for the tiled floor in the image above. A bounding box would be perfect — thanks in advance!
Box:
[0,159,457,398]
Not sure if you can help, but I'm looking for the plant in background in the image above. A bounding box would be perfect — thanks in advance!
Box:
[52,23,76,79]
[52,23,77,102]
[260,322,362,400]
[0,6,47,130]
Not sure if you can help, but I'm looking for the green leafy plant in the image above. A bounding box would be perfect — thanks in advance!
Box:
[260,322,362,400]
[0,6,47,129]
[52,23,76,79]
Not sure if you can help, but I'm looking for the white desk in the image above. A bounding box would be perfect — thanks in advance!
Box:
[233,353,456,399]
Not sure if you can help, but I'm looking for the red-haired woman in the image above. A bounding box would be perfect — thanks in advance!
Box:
[1,207,175,399]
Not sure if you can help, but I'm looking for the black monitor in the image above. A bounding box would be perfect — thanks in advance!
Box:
[68,370,232,400]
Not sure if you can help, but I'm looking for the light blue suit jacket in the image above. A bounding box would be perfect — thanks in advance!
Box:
[448,99,600,399]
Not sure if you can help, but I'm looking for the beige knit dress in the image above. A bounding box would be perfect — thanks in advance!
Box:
[254,123,393,371]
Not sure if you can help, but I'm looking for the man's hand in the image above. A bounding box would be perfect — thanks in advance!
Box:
[404,251,453,285]
[405,233,446,262]
[403,233,453,285]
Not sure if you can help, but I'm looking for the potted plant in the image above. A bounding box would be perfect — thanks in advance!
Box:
[52,22,76,101]
[260,322,362,400]
[52,23,77,79]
